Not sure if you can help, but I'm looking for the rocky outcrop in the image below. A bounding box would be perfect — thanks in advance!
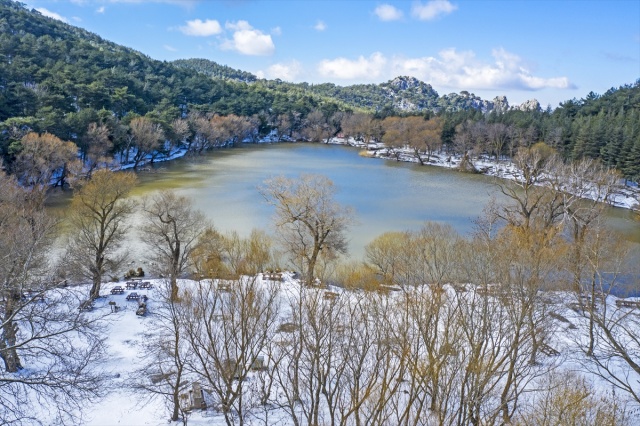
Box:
[380,76,440,111]
[513,99,541,112]
[492,96,510,113]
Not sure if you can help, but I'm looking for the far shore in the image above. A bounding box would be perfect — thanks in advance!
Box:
[106,135,639,212]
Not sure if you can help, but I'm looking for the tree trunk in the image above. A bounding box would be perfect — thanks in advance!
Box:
[171,390,180,422]
[89,255,104,300]
[170,232,181,302]
[1,297,22,372]
[171,365,182,422]
[587,272,597,357]
[306,243,321,286]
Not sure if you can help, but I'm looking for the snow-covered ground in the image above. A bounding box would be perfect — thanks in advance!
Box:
[47,274,638,425]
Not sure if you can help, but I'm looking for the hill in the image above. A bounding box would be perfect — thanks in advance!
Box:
[172,58,258,83]
[0,0,343,132]
[0,0,639,183]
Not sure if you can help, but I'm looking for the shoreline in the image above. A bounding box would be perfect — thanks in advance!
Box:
[105,136,639,212]
[323,137,640,211]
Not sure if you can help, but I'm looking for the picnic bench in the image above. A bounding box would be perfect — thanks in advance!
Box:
[22,291,45,303]
[191,382,207,410]
[138,281,153,289]
[251,355,267,371]
[126,292,140,301]
[323,291,339,301]
[615,299,640,309]
[111,286,125,295]
[539,343,560,357]
[126,281,138,289]
[263,272,283,281]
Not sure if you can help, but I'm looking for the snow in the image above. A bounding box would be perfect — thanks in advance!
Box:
[84,288,168,426]
[17,275,629,425]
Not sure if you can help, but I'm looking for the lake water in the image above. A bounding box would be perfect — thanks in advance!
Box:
[49,142,640,263]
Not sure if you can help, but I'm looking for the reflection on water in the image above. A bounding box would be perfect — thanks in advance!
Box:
[47,143,640,262]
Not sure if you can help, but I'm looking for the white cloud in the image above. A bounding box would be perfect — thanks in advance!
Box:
[222,21,275,56]
[318,52,387,80]
[179,19,222,37]
[261,61,303,82]
[96,6,106,13]
[314,20,327,31]
[411,0,457,21]
[315,48,572,90]
[271,26,282,36]
[35,8,68,23]
[374,4,403,21]
[391,48,573,90]
[163,44,177,52]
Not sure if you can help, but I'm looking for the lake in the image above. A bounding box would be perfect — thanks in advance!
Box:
[50,142,640,262]
[132,142,514,258]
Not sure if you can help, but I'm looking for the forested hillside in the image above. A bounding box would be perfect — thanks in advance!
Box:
[0,0,343,141]
[172,58,258,83]
[0,0,639,183]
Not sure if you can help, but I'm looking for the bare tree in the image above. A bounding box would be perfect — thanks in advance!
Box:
[0,171,106,425]
[551,158,622,355]
[132,280,191,423]
[486,122,510,161]
[570,230,640,405]
[301,109,330,142]
[381,116,409,161]
[82,122,113,177]
[13,132,79,188]
[220,229,275,277]
[514,371,630,426]
[495,143,564,231]
[223,114,257,146]
[187,112,215,153]
[365,231,412,285]
[182,277,280,426]
[169,118,190,154]
[129,116,165,169]
[259,174,354,286]
[140,190,208,301]
[65,169,137,300]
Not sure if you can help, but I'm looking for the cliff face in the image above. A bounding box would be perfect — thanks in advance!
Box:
[379,76,440,111]
[359,76,542,114]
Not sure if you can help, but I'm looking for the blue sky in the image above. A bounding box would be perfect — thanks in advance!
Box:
[20,0,640,108]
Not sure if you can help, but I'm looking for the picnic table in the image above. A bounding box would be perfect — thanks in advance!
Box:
[263,272,283,281]
[615,299,640,309]
[111,286,125,295]
[126,281,138,289]
[138,281,153,289]
[126,292,140,301]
